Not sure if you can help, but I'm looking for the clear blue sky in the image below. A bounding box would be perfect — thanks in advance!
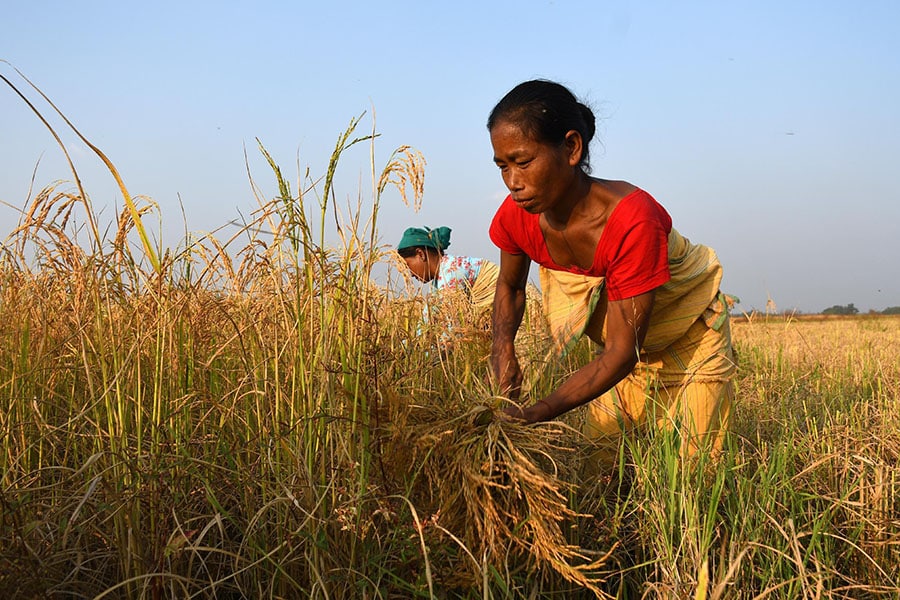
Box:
[3,1,899,313]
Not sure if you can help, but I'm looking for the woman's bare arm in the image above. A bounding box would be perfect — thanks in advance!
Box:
[512,290,656,422]
[491,251,531,399]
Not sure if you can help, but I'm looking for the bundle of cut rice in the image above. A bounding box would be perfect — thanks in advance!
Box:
[382,400,614,594]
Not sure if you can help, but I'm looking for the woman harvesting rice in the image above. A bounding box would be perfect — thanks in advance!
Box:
[397,225,499,328]
[488,80,736,464]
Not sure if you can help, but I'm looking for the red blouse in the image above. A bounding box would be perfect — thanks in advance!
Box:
[489,188,672,301]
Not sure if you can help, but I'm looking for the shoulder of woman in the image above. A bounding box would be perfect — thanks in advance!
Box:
[617,188,669,218]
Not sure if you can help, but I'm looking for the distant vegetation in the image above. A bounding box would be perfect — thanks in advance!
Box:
[820,303,900,316]
[822,303,859,315]
[736,303,900,319]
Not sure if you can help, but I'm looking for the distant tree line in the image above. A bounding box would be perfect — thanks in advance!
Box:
[822,303,859,315]
[821,303,900,315]
[735,304,900,318]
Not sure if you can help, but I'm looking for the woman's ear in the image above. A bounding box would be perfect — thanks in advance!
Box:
[564,130,583,167]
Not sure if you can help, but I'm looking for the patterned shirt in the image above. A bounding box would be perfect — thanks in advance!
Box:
[433,253,484,294]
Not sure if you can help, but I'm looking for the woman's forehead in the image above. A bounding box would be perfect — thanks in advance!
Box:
[491,121,538,146]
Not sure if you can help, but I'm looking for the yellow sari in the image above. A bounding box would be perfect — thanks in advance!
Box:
[539,228,736,465]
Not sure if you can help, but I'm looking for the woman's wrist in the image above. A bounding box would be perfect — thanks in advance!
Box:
[526,399,554,423]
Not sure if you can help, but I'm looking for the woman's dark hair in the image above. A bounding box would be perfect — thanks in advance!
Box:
[397,245,442,259]
[487,79,596,172]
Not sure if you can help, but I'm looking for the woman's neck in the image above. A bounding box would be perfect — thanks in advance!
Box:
[543,173,595,230]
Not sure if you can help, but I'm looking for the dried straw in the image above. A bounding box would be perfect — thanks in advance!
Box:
[383,397,615,595]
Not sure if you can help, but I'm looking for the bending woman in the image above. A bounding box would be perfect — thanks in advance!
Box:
[487,80,736,464]
[397,226,499,327]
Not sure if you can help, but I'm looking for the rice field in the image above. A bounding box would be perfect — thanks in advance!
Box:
[1,114,899,598]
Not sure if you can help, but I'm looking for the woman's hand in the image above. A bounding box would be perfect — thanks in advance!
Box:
[492,343,522,400]
[501,404,526,422]
[501,399,553,424]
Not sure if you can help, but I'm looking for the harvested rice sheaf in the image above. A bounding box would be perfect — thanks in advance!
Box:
[383,401,614,594]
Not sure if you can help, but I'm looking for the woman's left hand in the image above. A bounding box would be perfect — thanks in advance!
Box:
[501,404,527,422]
[501,400,553,424]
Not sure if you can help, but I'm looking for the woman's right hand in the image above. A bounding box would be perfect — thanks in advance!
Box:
[492,342,522,400]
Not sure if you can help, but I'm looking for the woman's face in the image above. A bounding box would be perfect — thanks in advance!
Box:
[489,120,581,214]
[403,248,433,282]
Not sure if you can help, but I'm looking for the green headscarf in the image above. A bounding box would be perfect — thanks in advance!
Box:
[397,226,451,252]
